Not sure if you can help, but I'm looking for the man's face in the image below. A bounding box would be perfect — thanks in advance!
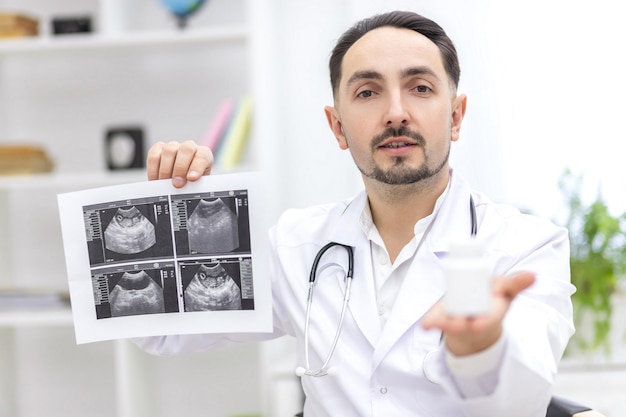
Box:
[326,26,466,186]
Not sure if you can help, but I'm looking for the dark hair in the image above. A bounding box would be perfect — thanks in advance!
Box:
[329,11,460,97]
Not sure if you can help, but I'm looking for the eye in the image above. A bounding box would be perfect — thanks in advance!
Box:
[413,84,432,94]
[356,90,375,99]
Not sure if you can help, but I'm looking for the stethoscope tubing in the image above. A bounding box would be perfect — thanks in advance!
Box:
[309,242,354,283]
[301,242,354,377]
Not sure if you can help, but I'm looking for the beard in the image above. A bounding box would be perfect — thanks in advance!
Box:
[356,126,450,185]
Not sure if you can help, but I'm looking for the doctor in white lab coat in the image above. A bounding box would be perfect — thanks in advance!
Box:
[137,10,575,417]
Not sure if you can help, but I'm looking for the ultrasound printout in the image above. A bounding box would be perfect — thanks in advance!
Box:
[58,173,270,344]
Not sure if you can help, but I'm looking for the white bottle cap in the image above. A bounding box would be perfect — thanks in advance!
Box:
[448,239,485,258]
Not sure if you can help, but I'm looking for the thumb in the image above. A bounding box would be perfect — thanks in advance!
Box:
[496,271,535,301]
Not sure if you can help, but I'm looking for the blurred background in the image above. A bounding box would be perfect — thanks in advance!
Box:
[0,0,625,416]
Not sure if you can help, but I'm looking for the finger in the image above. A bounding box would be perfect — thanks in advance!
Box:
[462,272,536,332]
[169,141,212,187]
[146,142,165,181]
[495,271,536,301]
[169,140,199,187]
[421,301,444,330]
[185,143,213,181]
[422,300,485,332]
[441,315,471,334]
[422,272,535,329]
[424,307,488,334]
[156,141,184,181]
[459,272,535,330]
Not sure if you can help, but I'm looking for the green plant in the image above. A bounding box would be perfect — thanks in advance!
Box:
[559,170,626,354]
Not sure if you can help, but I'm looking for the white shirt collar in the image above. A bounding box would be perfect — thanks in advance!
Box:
[358,171,454,241]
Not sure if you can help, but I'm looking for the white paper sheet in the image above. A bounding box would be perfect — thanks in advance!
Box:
[57,172,271,344]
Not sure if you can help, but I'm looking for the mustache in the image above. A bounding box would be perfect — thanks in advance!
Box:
[371,126,426,148]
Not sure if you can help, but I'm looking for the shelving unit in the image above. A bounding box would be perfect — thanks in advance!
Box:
[0,25,248,55]
[0,308,72,327]
[0,1,263,416]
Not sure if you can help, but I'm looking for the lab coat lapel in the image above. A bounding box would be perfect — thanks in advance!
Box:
[327,192,381,348]
[372,172,475,368]
[346,242,381,348]
[428,171,477,253]
[372,248,445,369]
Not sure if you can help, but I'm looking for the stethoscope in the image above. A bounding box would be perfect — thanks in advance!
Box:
[296,195,477,378]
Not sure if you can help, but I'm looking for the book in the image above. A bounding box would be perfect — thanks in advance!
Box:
[215,95,253,169]
[201,98,235,153]
[0,145,54,175]
[0,288,70,310]
[0,12,38,28]
[0,12,39,38]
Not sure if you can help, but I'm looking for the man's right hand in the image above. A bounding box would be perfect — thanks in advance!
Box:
[146,140,213,188]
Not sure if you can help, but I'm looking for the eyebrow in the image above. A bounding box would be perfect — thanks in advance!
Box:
[346,70,383,88]
[345,66,442,90]
[401,66,442,83]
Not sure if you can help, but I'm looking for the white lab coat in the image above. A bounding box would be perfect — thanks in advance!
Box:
[134,172,575,417]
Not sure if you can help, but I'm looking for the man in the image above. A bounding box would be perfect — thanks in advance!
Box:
[136,11,574,416]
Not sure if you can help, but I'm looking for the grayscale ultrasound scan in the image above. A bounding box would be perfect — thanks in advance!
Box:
[83,189,255,320]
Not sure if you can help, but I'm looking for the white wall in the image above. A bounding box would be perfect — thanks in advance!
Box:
[257,0,626,222]
[485,0,626,219]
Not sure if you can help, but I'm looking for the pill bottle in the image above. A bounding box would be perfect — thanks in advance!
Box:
[443,239,492,316]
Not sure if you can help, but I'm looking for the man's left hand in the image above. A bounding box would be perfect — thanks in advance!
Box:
[422,271,535,356]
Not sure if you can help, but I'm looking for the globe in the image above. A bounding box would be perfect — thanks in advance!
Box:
[160,0,208,29]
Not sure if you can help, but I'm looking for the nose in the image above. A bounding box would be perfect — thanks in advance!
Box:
[384,93,410,127]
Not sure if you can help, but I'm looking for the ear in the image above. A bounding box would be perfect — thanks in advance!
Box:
[450,94,467,143]
[324,105,349,150]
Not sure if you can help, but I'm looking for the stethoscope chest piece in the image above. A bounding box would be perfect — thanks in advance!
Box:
[422,348,443,384]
